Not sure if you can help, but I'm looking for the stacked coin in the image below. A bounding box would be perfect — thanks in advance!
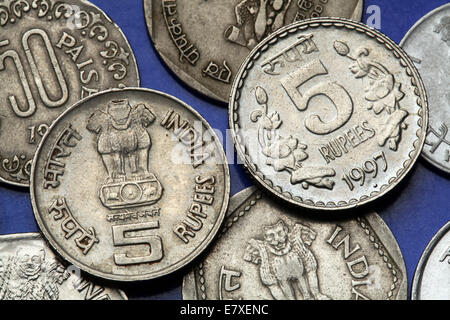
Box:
[181,17,428,300]
[0,0,448,302]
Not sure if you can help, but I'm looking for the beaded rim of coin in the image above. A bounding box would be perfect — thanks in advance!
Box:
[0,232,128,299]
[0,0,140,188]
[400,3,450,175]
[144,0,364,104]
[182,187,408,300]
[30,87,231,281]
[411,221,450,300]
[229,17,428,211]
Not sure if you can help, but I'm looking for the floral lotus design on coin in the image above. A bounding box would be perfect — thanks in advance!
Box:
[333,40,409,151]
[31,88,230,281]
[0,233,126,300]
[230,18,427,210]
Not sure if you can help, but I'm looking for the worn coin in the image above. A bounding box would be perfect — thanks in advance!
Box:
[144,0,363,103]
[182,187,407,300]
[229,18,428,211]
[0,0,139,187]
[31,88,230,281]
[412,221,450,300]
[0,233,126,300]
[401,3,450,174]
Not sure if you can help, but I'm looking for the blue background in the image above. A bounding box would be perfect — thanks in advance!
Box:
[0,0,448,300]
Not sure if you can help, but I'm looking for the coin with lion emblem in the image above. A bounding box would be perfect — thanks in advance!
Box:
[31,88,230,281]
[182,187,407,300]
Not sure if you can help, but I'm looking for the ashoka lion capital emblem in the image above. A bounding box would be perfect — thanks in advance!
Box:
[87,99,163,209]
[0,246,70,300]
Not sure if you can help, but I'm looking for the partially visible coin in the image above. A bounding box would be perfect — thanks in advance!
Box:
[0,233,126,300]
[229,18,428,211]
[401,3,450,174]
[182,187,407,300]
[412,221,450,300]
[31,88,230,281]
[0,0,139,187]
[144,0,363,103]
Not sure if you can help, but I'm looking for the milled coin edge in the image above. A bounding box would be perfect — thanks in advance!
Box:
[411,221,450,300]
[365,213,408,300]
[30,87,230,282]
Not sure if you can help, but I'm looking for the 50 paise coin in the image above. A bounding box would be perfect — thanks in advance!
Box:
[0,0,139,187]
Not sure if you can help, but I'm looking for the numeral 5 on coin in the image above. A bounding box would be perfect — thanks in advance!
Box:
[281,59,353,135]
[112,222,163,265]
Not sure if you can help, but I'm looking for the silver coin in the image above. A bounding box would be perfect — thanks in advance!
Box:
[144,0,363,104]
[0,0,139,187]
[182,187,407,300]
[31,87,230,281]
[400,4,450,174]
[229,18,428,211]
[0,233,126,300]
[412,221,450,300]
